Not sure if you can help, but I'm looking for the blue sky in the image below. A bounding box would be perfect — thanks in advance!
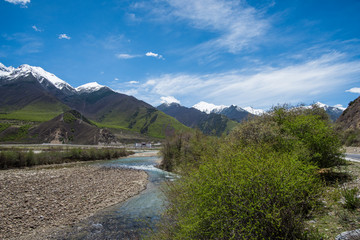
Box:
[1,0,360,110]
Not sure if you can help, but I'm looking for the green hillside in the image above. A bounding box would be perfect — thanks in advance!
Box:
[95,108,191,139]
[0,99,70,122]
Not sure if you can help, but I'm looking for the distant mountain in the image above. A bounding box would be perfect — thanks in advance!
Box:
[304,102,344,122]
[157,102,237,136]
[0,72,70,121]
[243,107,266,116]
[0,63,189,139]
[193,101,257,122]
[192,101,227,114]
[193,101,343,122]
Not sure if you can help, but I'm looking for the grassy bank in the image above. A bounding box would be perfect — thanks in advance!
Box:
[0,147,133,169]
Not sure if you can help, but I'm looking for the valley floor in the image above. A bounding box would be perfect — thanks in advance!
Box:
[0,162,148,239]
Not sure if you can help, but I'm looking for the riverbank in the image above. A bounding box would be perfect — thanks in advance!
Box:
[344,146,360,154]
[0,163,148,239]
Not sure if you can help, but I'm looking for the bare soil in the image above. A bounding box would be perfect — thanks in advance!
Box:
[0,164,148,239]
[345,146,360,154]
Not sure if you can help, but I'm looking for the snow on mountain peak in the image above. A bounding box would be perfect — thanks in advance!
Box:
[193,101,227,114]
[76,82,106,93]
[314,102,327,108]
[160,96,180,105]
[0,62,73,90]
[243,107,265,116]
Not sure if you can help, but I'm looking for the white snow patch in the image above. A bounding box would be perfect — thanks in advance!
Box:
[314,102,327,109]
[0,63,73,90]
[243,107,265,116]
[193,101,227,114]
[160,96,180,105]
[76,82,106,93]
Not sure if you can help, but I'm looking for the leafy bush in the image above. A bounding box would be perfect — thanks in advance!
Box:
[155,144,321,239]
[160,130,216,172]
[155,105,345,239]
[63,112,77,123]
[229,106,344,168]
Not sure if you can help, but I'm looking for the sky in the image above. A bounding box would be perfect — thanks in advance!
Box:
[1,0,360,110]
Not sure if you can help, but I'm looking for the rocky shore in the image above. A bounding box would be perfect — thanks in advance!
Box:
[0,163,148,239]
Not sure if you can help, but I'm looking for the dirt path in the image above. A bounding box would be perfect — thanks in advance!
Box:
[0,164,148,239]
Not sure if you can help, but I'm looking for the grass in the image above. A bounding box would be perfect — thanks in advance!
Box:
[0,101,69,122]
[307,161,360,239]
[0,123,11,132]
[0,147,133,169]
[96,110,191,139]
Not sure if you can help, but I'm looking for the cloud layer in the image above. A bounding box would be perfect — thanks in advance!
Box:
[139,0,269,54]
[346,87,360,94]
[122,52,360,107]
[4,0,30,5]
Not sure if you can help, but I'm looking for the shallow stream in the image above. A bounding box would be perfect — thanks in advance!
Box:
[51,151,172,239]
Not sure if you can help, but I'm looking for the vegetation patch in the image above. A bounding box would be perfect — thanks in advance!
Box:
[0,147,133,169]
[154,105,346,239]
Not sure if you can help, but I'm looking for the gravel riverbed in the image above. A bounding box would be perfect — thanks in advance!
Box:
[0,163,148,239]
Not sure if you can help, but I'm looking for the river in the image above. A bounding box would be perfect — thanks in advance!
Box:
[50,150,173,239]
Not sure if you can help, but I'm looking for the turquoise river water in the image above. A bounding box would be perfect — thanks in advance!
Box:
[51,151,173,240]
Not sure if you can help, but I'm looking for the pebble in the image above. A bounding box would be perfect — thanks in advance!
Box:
[0,165,147,239]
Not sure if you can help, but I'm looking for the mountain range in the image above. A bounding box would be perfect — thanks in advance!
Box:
[0,63,188,142]
[157,102,238,136]
[0,62,347,143]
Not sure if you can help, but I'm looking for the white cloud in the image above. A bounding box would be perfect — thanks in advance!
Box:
[333,104,346,110]
[145,0,269,54]
[346,87,360,94]
[161,96,181,104]
[58,34,71,40]
[128,81,139,84]
[4,0,30,5]
[115,52,164,60]
[32,25,42,32]
[115,53,139,59]
[134,52,360,108]
[114,78,119,81]
[117,89,138,96]
[146,51,164,59]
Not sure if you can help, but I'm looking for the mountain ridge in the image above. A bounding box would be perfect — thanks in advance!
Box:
[0,63,189,139]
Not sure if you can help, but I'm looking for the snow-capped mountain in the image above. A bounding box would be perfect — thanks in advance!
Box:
[193,101,255,122]
[157,102,236,136]
[0,63,114,95]
[243,107,265,116]
[304,102,345,121]
[0,62,189,138]
[193,101,227,114]
[75,82,107,93]
[0,63,75,92]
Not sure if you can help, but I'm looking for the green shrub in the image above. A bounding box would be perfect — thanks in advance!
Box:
[229,106,344,168]
[342,187,360,211]
[156,105,345,239]
[160,130,217,172]
[155,144,321,239]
